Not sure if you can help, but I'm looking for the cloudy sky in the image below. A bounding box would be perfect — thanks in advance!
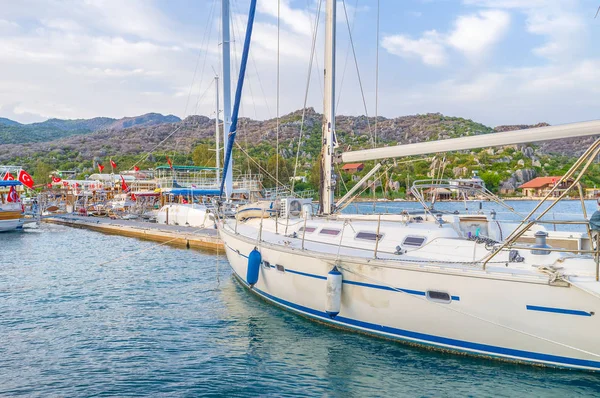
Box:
[0,0,599,126]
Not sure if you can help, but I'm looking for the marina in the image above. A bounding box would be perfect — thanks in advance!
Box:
[2,0,600,395]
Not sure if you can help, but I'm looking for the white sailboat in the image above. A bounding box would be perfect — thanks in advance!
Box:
[219,0,600,370]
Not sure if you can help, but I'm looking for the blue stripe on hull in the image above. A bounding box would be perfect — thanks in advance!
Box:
[526,305,592,317]
[231,273,600,371]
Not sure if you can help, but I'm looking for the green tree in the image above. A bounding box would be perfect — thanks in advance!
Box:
[34,161,53,185]
[192,144,215,167]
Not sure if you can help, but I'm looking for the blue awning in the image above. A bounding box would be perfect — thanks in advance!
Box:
[168,188,221,196]
[0,180,22,187]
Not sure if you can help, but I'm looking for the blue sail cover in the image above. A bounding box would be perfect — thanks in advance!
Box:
[219,0,258,197]
[168,188,221,196]
[0,180,22,187]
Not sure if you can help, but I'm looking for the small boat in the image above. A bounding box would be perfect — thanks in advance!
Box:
[0,180,24,232]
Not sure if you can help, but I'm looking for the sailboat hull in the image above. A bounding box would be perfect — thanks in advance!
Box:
[220,224,600,371]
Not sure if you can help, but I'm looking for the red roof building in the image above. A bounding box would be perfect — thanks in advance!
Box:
[518,176,574,197]
[341,163,364,174]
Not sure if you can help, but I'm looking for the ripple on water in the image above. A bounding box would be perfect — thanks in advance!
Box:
[1,221,600,396]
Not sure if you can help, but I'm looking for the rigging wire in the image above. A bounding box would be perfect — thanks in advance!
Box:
[375,0,380,146]
[341,0,374,147]
[127,0,218,171]
[235,142,291,190]
[335,0,359,111]
[276,0,281,198]
[291,0,323,193]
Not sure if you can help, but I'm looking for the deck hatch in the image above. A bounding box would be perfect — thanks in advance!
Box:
[356,232,383,241]
[319,228,341,236]
[403,236,426,247]
[299,226,317,233]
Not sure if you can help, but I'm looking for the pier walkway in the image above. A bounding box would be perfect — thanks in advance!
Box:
[43,215,223,251]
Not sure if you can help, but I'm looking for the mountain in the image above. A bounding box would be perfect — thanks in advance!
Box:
[2,108,596,192]
[0,117,21,126]
[0,113,181,145]
[0,109,501,166]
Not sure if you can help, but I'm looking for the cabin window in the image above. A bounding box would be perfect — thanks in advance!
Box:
[299,226,317,233]
[403,236,426,247]
[319,228,341,236]
[426,290,451,304]
[263,261,271,269]
[276,264,285,272]
[356,232,383,241]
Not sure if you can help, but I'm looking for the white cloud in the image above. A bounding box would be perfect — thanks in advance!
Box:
[383,9,510,66]
[463,0,587,60]
[382,30,447,66]
[447,10,510,58]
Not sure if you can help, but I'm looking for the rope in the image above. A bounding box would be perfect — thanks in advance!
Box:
[336,264,600,360]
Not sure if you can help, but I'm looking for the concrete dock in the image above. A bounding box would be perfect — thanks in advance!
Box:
[44,215,223,251]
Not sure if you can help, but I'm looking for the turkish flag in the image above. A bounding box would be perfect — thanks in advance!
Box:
[52,176,62,183]
[131,193,137,201]
[134,165,140,172]
[120,175,129,192]
[98,163,105,172]
[6,185,19,203]
[63,181,69,186]
[18,170,34,189]
[47,183,52,188]
[3,172,14,181]
[166,156,173,169]
[110,159,117,169]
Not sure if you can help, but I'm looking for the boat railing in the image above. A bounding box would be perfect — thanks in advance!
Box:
[479,138,600,281]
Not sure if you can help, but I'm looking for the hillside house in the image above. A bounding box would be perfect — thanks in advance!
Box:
[519,176,574,197]
[341,163,364,174]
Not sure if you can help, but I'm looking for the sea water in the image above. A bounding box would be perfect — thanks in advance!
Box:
[1,201,600,396]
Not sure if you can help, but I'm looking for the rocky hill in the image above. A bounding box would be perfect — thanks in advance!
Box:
[3,108,600,193]
[0,113,181,145]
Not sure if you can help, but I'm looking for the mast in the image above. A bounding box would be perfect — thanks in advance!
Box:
[320,0,336,215]
[215,75,220,186]
[221,0,233,199]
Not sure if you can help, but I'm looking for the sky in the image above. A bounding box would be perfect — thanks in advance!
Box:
[0,0,599,127]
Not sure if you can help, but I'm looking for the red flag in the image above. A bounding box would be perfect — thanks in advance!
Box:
[133,165,140,172]
[18,170,34,189]
[6,185,19,203]
[2,172,14,181]
[47,183,52,188]
[63,181,69,186]
[110,159,117,169]
[98,163,105,173]
[52,176,62,183]
[120,175,129,192]
[166,156,173,170]
[131,193,137,201]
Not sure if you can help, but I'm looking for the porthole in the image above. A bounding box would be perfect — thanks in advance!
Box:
[426,290,451,304]
[276,264,285,272]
